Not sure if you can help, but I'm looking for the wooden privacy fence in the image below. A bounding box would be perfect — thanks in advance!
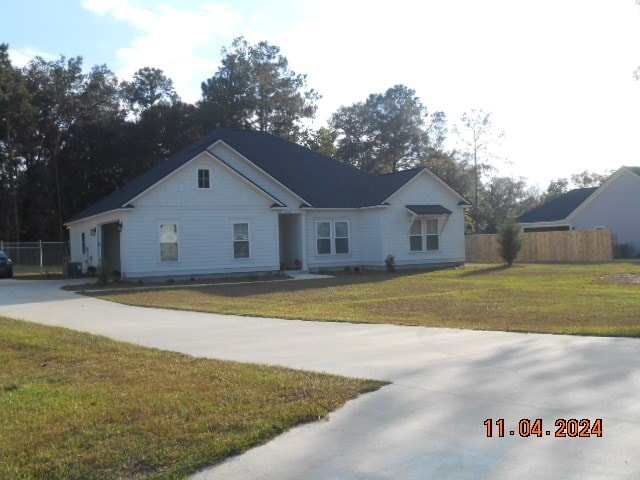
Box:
[465,229,614,263]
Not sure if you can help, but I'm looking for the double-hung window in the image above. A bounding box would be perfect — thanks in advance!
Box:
[233,223,250,259]
[316,222,331,255]
[316,221,350,255]
[160,224,179,261]
[334,221,349,254]
[409,219,439,252]
[425,219,439,251]
[198,169,210,189]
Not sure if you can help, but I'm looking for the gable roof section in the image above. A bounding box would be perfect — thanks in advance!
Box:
[358,168,425,206]
[519,187,598,223]
[65,129,468,223]
[627,166,640,178]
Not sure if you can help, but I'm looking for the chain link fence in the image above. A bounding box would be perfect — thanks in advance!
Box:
[0,241,68,273]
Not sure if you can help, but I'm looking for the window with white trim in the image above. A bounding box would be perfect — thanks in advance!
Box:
[426,219,439,250]
[233,223,250,259]
[316,221,331,255]
[316,220,350,255]
[160,224,179,261]
[198,168,210,189]
[409,218,439,252]
[409,220,422,251]
[334,221,349,254]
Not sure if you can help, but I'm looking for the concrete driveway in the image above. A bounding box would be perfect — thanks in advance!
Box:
[1,278,638,479]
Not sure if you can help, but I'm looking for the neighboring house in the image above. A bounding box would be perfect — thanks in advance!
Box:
[519,166,640,255]
[65,129,470,279]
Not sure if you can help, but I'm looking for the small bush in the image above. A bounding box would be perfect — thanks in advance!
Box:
[353,266,362,274]
[167,278,175,284]
[86,266,97,277]
[385,254,395,272]
[497,219,523,266]
[97,262,110,286]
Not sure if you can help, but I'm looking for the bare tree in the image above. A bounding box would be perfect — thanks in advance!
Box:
[455,109,503,232]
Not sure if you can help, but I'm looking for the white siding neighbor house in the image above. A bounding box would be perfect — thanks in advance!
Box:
[519,166,640,256]
[65,129,470,279]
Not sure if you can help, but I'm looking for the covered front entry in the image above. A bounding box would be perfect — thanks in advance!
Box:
[100,221,121,273]
[278,213,303,270]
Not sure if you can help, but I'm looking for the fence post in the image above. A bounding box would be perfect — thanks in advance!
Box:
[39,240,44,272]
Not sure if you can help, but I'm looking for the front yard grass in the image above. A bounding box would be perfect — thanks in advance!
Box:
[0,317,384,479]
[91,263,640,337]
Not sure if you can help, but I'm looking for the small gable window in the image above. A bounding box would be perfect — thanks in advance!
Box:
[198,169,210,189]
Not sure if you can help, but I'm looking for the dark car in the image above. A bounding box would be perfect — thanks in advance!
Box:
[0,251,13,278]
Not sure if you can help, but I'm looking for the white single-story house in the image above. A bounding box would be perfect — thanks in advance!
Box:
[519,166,640,255]
[65,129,470,279]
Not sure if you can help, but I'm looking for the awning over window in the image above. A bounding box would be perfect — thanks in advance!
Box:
[405,205,452,215]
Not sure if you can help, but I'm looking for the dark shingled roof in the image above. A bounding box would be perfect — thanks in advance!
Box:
[519,187,598,223]
[66,129,466,223]
[406,205,452,215]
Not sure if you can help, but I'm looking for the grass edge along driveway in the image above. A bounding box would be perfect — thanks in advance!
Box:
[0,317,385,480]
[90,263,640,337]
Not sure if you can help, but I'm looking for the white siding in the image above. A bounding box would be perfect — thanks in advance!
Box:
[358,209,384,266]
[122,153,279,277]
[304,211,361,269]
[67,210,129,273]
[208,143,304,209]
[68,147,467,277]
[570,169,640,255]
[380,171,466,266]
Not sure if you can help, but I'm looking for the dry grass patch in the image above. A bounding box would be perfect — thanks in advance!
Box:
[91,263,640,337]
[0,317,384,479]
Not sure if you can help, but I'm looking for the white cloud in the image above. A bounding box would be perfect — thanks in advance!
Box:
[9,46,58,67]
[81,0,244,102]
[80,0,640,187]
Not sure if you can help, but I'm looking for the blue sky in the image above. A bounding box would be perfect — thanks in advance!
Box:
[3,0,640,189]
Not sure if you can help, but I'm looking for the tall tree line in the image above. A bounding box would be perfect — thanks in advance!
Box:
[0,39,607,241]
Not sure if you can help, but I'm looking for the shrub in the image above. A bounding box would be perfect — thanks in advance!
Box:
[97,261,110,286]
[86,266,97,277]
[385,254,395,272]
[497,219,523,266]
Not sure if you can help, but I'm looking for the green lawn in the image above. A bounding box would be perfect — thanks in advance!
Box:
[91,263,640,337]
[0,317,384,479]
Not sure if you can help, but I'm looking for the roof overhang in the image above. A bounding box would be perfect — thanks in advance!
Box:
[405,204,452,216]
[64,206,135,227]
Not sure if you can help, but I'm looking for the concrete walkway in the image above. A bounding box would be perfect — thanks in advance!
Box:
[1,278,638,479]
